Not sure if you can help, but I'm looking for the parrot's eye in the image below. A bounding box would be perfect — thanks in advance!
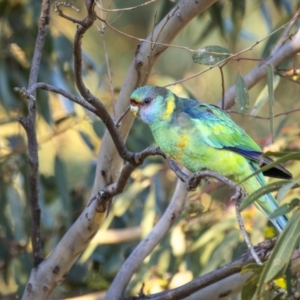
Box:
[144,97,152,105]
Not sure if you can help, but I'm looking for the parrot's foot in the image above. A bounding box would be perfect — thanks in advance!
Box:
[188,169,210,191]
[188,176,201,191]
[230,186,246,202]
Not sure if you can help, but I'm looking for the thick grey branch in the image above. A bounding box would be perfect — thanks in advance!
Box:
[105,174,190,300]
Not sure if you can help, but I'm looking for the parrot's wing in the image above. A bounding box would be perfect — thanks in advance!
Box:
[182,103,292,179]
[183,103,261,152]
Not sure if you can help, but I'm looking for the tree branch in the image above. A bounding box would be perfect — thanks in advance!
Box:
[15,84,96,113]
[130,238,276,300]
[105,173,190,300]
[18,0,50,268]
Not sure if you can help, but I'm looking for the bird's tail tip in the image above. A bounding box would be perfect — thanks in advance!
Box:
[271,214,288,233]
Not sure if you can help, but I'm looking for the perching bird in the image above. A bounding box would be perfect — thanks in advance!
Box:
[130,86,292,232]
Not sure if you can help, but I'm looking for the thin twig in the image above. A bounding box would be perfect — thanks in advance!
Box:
[233,190,262,265]
[54,1,82,24]
[273,8,300,52]
[16,83,97,113]
[164,24,292,88]
[221,27,300,109]
[96,0,157,12]
[95,12,289,60]
[16,82,134,163]
[188,170,261,264]
[227,107,300,120]
[115,106,130,127]
[95,14,194,53]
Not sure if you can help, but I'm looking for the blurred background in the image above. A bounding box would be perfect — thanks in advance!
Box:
[1,0,300,299]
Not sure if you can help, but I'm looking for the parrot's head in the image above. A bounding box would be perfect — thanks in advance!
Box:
[130,86,176,124]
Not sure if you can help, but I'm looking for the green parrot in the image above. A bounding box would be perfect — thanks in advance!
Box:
[130,85,292,232]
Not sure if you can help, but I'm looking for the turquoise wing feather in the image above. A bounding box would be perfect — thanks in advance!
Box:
[183,103,262,153]
[182,102,291,179]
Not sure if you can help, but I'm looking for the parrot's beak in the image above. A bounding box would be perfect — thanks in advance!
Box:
[130,104,140,117]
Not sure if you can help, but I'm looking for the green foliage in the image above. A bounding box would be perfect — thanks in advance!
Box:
[241,264,263,300]
[269,198,300,219]
[257,209,300,297]
[240,181,300,211]
[267,64,275,142]
[251,75,280,116]
[192,46,231,65]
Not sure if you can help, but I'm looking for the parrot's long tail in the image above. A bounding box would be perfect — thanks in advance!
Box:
[249,164,288,232]
[255,191,288,232]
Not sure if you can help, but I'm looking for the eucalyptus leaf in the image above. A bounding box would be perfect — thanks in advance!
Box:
[36,88,52,125]
[241,263,263,274]
[239,152,300,185]
[241,269,261,300]
[54,155,71,226]
[251,75,280,116]
[257,210,300,296]
[230,0,246,46]
[277,179,300,202]
[240,181,300,212]
[259,3,272,31]
[267,64,275,142]
[192,45,230,65]
[79,130,95,151]
[235,74,249,113]
[6,185,26,242]
[269,199,300,219]
[92,119,105,138]
[272,293,286,300]
[141,185,155,237]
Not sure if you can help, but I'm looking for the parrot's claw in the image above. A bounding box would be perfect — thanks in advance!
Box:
[203,177,210,185]
[188,175,201,191]
[188,169,210,191]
